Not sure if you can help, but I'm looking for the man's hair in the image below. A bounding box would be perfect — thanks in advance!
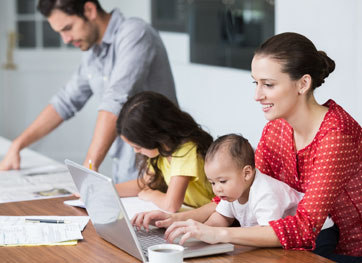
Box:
[205,134,255,169]
[37,0,104,18]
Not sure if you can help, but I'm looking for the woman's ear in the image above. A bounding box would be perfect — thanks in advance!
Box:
[83,2,97,21]
[243,165,254,181]
[297,74,312,95]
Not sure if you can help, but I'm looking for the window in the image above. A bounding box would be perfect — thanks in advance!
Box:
[15,0,73,49]
[152,0,275,71]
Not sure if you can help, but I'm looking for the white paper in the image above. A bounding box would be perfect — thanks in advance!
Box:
[0,224,82,245]
[0,216,90,231]
[121,197,162,219]
[0,216,90,246]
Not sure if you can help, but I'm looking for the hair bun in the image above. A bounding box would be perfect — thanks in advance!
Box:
[316,50,335,87]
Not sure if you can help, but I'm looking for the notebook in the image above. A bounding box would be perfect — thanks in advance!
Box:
[65,159,234,262]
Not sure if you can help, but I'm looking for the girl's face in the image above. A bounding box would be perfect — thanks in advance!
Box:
[121,136,159,158]
[251,55,301,122]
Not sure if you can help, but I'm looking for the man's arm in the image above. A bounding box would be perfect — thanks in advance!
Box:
[83,110,118,171]
[0,105,63,170]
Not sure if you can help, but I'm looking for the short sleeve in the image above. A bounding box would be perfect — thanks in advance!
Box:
[216,200,234,219]
[251,173,302,226]
[169,143,200,180]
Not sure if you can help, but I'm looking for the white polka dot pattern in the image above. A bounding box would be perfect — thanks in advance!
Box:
[255,100,362,256]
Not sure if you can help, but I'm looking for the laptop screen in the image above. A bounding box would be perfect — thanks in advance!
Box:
[65,159,146,261]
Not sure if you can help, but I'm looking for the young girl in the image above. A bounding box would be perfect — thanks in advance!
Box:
[115,91,214,213]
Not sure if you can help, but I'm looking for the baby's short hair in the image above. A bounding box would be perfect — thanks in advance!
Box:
[205,134,255,169]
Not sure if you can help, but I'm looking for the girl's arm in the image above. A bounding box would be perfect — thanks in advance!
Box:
[115,179,142,197]
[138,175,190,212]
[131,202,217,231]
[165,220,281,247]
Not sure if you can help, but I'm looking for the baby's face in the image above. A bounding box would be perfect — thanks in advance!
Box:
[205,152,248,203]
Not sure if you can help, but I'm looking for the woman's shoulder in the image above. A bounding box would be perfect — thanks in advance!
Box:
[321,100,361,137]
[260,119,293,141]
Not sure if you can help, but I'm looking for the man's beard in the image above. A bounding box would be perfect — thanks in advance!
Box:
[78,23,99,51]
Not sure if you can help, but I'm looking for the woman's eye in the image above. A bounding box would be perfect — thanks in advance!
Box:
[252,81,258,85]
[264,83,273,87]
[220,180,226,184]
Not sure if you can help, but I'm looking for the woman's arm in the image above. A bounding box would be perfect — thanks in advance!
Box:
[165,220,281,247]
[138,175,190,212]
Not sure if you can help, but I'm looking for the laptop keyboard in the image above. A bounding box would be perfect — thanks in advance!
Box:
[135,227,167,255]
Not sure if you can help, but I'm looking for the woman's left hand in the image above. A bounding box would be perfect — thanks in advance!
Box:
[165,219,223,245]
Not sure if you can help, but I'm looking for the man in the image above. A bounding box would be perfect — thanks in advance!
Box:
[0,0,177,183]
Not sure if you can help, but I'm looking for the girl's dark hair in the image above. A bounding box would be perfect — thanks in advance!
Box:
[255,32,335,90]
[205,134,255,170]
[117,91,213,191]
[37,0,104,18]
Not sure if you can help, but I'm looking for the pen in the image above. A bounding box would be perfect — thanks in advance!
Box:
[89,159,92,170]
[25,219,67,224]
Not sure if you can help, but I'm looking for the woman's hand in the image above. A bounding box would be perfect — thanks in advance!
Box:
[131,210,175,231]
[165,219,226,245]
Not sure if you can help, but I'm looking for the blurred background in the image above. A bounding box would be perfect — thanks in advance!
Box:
[0,0,361,176]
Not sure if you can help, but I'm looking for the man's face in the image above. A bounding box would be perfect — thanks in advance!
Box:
[47,9,99,51]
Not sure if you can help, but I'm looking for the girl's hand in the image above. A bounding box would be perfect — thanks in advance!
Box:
[131,210,173,231]
[137,188,154,201]
[165,219,224,245]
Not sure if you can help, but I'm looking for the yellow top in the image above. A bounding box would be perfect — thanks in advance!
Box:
[155,141,214,208]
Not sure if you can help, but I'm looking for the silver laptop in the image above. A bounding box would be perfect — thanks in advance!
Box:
[65,159,234,262]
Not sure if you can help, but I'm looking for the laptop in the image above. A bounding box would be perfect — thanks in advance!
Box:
[65,159,234,262]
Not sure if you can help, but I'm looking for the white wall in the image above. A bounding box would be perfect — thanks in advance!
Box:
[1,0,361,174]
[276,0,361,123]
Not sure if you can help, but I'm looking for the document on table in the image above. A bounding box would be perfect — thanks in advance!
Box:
[0,216,89,246]
[0,165,77,203]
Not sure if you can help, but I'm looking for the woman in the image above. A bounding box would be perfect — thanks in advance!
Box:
[143,32,361,262]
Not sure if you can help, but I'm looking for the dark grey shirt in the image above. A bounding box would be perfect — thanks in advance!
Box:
[50,9,177,181]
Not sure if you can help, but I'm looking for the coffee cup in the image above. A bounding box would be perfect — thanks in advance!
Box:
[148,244,184,263]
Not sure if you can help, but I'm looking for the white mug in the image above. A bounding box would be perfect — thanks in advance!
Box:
[148,244,184,263]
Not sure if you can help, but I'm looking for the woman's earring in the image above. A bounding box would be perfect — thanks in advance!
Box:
[298,90,304,95]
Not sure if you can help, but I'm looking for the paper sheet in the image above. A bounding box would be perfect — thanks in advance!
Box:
[0,216,90,246]
[0,137,77,204]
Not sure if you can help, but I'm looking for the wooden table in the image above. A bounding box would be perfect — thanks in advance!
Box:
[0,197,333,263]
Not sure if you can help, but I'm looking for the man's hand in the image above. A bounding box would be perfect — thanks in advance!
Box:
[0,146,21,171]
